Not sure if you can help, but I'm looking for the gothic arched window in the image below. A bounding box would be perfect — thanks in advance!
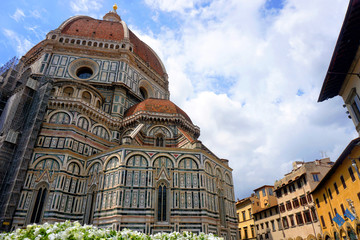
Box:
[30,186,48,223]
[63,87,74,97]
[49,112,70,124]
[155,135,164,147]
[82,91,91,104]
[77,117,89,131]
[157,182,168,222]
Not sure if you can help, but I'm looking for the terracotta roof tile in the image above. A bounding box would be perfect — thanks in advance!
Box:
[124,98,192,123]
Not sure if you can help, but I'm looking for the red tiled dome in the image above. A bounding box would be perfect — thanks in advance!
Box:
[124,98,192,123]
[59,16,165,77]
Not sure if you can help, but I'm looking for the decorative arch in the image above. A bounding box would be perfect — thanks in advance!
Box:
[76,115,91,131]
[178,157,199,170]
[104,156,120,171]
[323,233,331,240]
[224,172,232,185]
[66,159,84,173]
[91,124,111,141]
[204,161,213,175]
[48,110,72,124]
[81,90,92,104]
[124,152,150,166]
[151,153,175,167]
[86,161,102,175]
[152,155,174,179]
[126,155,149,167]
[148,125,173,138]
[215,167,223,180]
[307,234,316,240]
[316,233,323,240]
[177,155,200,169]
[31,155,62,169]
[295,237,303,240]
[139,79,154,99]
[62,86,75,97]
[67,162,81,175]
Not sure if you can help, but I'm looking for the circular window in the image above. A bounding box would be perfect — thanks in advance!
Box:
[68,58,99,81]
[76,67,93,79]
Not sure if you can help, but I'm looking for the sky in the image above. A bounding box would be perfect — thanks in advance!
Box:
[0,0,357,200]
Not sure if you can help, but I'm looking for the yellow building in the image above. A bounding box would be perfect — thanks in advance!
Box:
[236,196,258,239]
[312,138,360,239]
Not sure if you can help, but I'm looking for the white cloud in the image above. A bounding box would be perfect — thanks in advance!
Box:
[144,0,204,12]
[11,8,25,22]
[2,29,33,57]
[70,0,103,13]
[138,0,355,199]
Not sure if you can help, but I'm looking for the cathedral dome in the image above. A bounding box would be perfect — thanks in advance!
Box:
[124,98,193,124]
[57,15,166,77]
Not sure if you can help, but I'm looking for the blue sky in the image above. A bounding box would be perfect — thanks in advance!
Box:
[0,0,356,199]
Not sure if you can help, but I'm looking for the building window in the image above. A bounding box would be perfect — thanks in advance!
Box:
[242,211,246,221]
[311,207,318,221]
[307,193,313,202]
[320,216,326,228]
[315,198,320,208]
[348,166,356,182]
[249,209,252,218]
[289,215,295,227]
[303,210,312,223]
[286,201,292,211]
[296,212,304,225]
[283,187,288,195]
[251,225,255,238]
[244,227,248,239]
[279,203,285,213]
[276,189,282,198]
[358,192,360,201]
[30,187,48,223]
[340,175,347,189]
[289,184,295,192]
[269,188,273,196]
[312,173,320,182]
[157,182,167,222]
[277,218,282,230]
[328,212,333,225]
[293,198,300,208]
[347,89,360,123]
[271,220,275,231]
[155,135,164,147]
[340,204,346,216]
[328,188,333,199]
[262,188,266,196]
[300,195,307,205]
[323,193,327,204]
[334,182,339,194]
[282,217,289,229]
[238,229,241,239]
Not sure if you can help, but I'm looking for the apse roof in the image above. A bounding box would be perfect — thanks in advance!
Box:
[124,98,193,124]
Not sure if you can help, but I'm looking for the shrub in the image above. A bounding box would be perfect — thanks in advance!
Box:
[0,221,222,240]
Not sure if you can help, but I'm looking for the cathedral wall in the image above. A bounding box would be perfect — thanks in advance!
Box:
[43,53,167,101]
